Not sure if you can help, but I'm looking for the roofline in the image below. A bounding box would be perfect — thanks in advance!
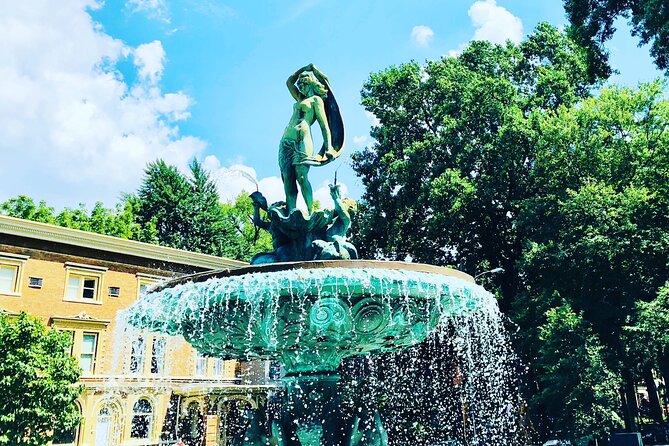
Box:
[0,215,247,270]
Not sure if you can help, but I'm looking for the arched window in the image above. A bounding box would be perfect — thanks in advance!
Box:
[131,398,153,439]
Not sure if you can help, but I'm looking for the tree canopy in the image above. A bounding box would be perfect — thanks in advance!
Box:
[352,23,597,307]
[0,313,82,446]
[1,160,271,263]
[565,0,669,77]
[352,21,669,439]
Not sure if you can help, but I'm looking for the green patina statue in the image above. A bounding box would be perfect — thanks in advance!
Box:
[280,64,345,215]
[250,65,356,265]
[250,184,358,264]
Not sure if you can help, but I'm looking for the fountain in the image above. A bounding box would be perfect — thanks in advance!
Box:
[123,65,518,445]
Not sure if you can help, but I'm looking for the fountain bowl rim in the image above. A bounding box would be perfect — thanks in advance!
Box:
[152,259,474,293]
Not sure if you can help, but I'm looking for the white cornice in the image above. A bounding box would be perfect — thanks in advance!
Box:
[0,215,247,270]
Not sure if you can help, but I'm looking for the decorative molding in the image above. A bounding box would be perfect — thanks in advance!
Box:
[65,262,109,273]
[73,311,95,320]
[136,273,165,281]
[0,252,29,262]
[0,215,247,270]
[50,312,111,329]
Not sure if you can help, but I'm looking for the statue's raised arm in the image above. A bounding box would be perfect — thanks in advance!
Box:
[279,64,346,215]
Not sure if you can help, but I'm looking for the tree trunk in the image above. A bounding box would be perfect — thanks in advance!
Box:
[621,370,639,432]
[657,349,669,417]
[643,366,664,423]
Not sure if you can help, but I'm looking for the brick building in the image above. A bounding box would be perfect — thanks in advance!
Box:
[0,215,273,446]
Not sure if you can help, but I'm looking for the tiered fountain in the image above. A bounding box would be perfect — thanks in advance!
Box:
[124,65,511,446]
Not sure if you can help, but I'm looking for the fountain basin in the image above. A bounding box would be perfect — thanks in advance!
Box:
[125,260,490,374]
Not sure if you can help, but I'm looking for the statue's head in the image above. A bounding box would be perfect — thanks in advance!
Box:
[297,72,327,99]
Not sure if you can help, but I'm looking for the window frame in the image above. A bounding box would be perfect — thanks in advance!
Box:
[50,315,110,376]
[136,273,163,299]
[0,253,29,297]
[150,336,166,375]
[130,398,154,439]
[63,263,107,304]
[79,332,98,375]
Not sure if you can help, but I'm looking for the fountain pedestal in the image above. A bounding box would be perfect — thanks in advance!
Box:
[126,261,486,446]
[242,372,387,446]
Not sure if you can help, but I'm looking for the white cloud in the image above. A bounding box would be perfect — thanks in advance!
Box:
[353,135,369,147]
[411,25,434,47]
[0,0,204,208]
[365,111,380,127]
[468,0,523,44]
[203,155,350,213]
[126,0,170,23]
[313,179,349,210]
[134,40,165,85]
[445,0,523,58]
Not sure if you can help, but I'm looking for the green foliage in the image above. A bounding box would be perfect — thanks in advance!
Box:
[220,194,273,261]
[0,196,55,224]
[518,82,669,435]
[353,22,669,438]
[536,305,623,439]
[0,196,154,242]
[637,283,669,345]
[0,313,82,446]
[565,0,669,77]
[352,24,597,306]
[525,82,669,341]
[131,158,269,261]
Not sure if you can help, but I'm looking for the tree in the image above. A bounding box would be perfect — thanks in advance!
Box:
[565,0,669,77]
[132,159,192,250]
[0,312,82,446]
[536,305,623,440]
[0,196,154,242]
[519,82,669,430]
[351,23,597,309]
[131,158,268,261]
[220,194,273,261]
[0,196,55,224]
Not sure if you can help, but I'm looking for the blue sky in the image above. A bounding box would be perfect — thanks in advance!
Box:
[0,0,663,211]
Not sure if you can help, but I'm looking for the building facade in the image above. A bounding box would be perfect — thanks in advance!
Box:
[0,215,274,446]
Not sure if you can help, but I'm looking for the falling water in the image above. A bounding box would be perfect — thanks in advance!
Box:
[117,265,523,445]
[219,168,260,191]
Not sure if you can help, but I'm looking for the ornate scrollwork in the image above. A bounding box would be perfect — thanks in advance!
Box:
[310,297,349,328]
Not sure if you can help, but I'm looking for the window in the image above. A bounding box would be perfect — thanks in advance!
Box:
[213,358,223,376]
[137,274,162,299]
[79,333,97,374]
[66,275,98,300]
[150,337,166,374]
[129,335,145,374]
[50,316,109,375]
[63,263,106,303]
[195,352,207,377]
[0,264,19,294]
[28,277,43,288]
[0,253,28,296]
[131,399,153,439]
[108,286,120,297]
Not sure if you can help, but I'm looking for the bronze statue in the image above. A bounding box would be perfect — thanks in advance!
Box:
[280,64,344,215]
